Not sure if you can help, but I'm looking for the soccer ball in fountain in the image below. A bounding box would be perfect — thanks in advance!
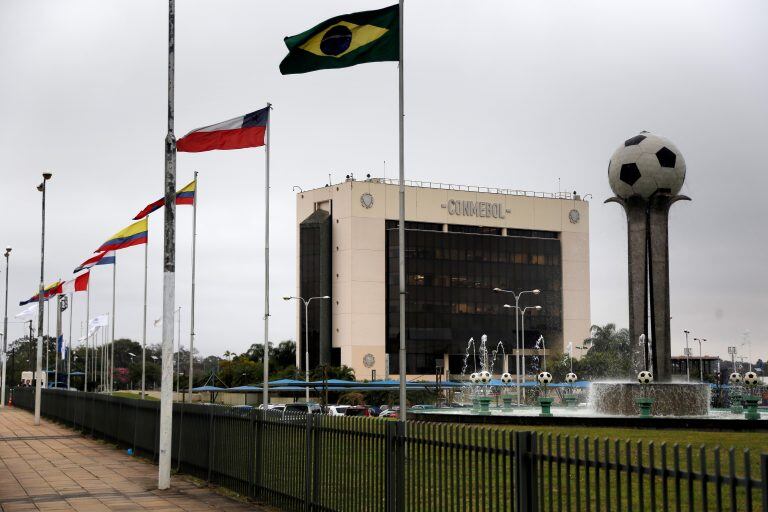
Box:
[743,372,758,385]
[565,372,578,384]
[469,372,479,383]
[729,372,742,384]
[537,372,553,384]
[637,371,653,384]
[478,371,492,384]
[608,132,686,200]
[500,372,513,384]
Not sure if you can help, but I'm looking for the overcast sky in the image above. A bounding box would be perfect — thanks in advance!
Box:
[1,0,766,363]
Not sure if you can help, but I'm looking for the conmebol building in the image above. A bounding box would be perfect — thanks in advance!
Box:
[294,177,590,380]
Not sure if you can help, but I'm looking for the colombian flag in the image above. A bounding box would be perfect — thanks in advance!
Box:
[19,281,63,306]
[133,180,196,220]
[95,218,148,253]
[279,4,398,75]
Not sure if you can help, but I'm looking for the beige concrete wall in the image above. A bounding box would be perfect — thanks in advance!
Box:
[297,180,591,378]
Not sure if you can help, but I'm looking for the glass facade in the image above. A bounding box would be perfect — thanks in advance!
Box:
[299,210,332,369]
[385,223,563,375]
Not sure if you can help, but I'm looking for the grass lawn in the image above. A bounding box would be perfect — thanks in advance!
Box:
[111,391,159,401]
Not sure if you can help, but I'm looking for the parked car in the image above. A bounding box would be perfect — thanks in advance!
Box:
[282,402,322,421]
[344,405,371,417]
[325,405,350,416]
[379,409,398,419]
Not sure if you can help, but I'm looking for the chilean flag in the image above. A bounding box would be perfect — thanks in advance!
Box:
[177,107,268,153]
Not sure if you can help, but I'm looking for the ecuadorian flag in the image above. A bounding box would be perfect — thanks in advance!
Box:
[280,4,398,75]
[133,179,196,220]
[95,218,148,253]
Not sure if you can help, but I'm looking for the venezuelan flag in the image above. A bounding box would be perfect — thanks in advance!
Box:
[19,280,63,305]
[95,218,148,253]
[133,179,196,220]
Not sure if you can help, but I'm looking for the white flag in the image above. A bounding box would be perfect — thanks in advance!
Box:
[14,304,37,319]
[89,315,108,328]
[78,324,101,342]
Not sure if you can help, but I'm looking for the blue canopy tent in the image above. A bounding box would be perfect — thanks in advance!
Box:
[191,385,227,403]
[227,385,263,405]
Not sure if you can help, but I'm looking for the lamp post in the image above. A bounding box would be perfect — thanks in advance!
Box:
[494,287,540,406]
[1,246,11,408]
[34,172,52,425]
[284,295,330,402]
[696,338,706,382]
[741,331,752,371]
[683,330,691,382]
[727,346,737,376]
[520,306,541,398]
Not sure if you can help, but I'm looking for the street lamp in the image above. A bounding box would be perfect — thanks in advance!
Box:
[518,305,542,398]
[495,287,540,406]
[695,338,706,382]
[1,246,11,408]
[34,172,52,426]
[283,295,331,402]
[683,330,691,382]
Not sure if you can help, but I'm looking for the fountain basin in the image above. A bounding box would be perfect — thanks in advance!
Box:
[591,382,709,416]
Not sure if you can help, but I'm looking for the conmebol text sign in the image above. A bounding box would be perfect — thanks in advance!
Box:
[443,200,510,219]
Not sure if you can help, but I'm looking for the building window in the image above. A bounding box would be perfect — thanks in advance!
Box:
[385,225,563,375]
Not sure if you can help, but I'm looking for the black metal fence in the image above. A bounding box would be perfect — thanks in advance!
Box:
[10,388,767,512]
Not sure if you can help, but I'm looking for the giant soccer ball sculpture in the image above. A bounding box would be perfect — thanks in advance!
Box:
[469,372,479,384]
[565,372,578,384]
[729,372,742,385]
[537,372,553,385]
[478,371,492,384]
[501,372,513,384]
[637,371,654,385]
[607,132,689,382]
[743,371,759,386]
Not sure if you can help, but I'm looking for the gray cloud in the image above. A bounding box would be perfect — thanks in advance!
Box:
[1,0,766,361]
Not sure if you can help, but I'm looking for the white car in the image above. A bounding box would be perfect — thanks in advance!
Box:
[326,405,351,416]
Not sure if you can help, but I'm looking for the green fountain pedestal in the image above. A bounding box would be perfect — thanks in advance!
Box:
[502,396,513,410]
[743,395,761,420]
[538,397,554,417]
[635,397,654,418]
[475,397,492,415]
[563,394,578,408]
[730,394,743,415]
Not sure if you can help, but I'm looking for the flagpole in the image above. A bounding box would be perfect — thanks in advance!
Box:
[262,103,271,409]
[46,300,50,383]
[158,0,177,490]
[67,293,73,389]
[397,0,407,425]
[110,255,116,392]
[84,284,89,392]
[188,171,197,403]
[141,236,148,399]
[55,295,60,388]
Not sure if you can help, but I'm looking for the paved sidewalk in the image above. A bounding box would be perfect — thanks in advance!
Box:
[0,406,271,511]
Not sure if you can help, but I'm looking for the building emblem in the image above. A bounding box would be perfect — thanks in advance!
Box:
[568,209,580,224]
[363,353,376,368]
[360,192,374,209]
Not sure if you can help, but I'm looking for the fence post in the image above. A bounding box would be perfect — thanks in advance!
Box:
[761,454,768,512]
[385,421,396,512]
[207,406,215,483]
[312,414,321,507]
[248,410,255,498]
[304,414,313,511]
[516,431,539,512]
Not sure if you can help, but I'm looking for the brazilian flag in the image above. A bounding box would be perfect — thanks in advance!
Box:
[279,4,399,75]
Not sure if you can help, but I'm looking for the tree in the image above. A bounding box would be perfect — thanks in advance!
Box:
[553,323,633,381]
